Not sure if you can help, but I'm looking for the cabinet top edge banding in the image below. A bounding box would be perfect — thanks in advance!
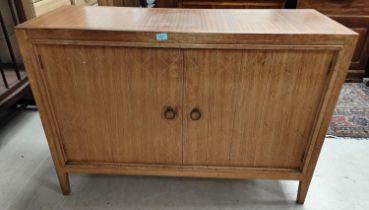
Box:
[31,39,345,50]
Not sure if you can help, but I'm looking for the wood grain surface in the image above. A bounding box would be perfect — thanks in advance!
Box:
[298,0,369,15]
[36,44,183,164]
[17,6,355,35]
[183,49,335,168]
[178,0,285,9]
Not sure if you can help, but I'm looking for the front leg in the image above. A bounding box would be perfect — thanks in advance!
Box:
[56,169,70,195]
[296,179,312,204]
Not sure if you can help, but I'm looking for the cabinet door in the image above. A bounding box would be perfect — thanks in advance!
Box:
[183,49,335,169]
[36,45,183,164]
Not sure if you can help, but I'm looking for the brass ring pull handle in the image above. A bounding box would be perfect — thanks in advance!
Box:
[190,108,202,121]
[164,106,176,120]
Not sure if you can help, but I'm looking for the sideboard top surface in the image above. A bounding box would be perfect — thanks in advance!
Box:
[17,6,355,36]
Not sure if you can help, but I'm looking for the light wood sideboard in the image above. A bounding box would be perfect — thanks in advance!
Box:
[16,6,357,204]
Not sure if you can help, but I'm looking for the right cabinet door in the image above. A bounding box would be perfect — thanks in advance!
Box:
[183,48,336,169]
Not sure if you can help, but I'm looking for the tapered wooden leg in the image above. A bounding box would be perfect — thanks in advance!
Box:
[296,180,311,204]
[56,169,71,195]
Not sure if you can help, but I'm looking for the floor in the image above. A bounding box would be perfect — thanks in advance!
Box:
[0,111,368,210]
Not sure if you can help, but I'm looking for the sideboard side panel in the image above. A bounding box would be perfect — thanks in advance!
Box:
[15,29,71,194]
[297,36,357,204]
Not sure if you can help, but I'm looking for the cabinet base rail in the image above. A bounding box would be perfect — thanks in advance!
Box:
[54,162,310,204]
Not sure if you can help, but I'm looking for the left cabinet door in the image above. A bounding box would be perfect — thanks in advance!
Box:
[36,44,183,164]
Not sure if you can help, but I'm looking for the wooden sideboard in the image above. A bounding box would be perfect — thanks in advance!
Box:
[298,0,369,80]
[16,6,357,204]
[177,0,285,8]
[98,0,286,8]
[97,0,140,6]
[155,0,178,7]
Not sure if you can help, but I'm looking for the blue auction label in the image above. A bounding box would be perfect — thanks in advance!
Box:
[156,33,168,41]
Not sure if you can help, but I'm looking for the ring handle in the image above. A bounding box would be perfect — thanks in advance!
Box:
[164,106,176,120]
[190,108,202,121]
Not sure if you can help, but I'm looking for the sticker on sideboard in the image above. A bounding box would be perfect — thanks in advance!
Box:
[156,33,168,41]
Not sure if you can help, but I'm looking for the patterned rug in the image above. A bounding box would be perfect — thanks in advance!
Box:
[327,83,369,138]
